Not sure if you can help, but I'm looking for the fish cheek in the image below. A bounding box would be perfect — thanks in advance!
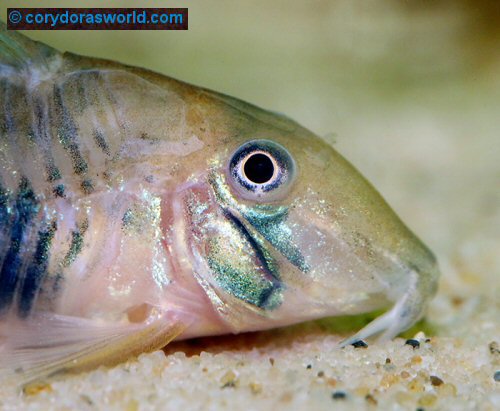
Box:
[204,231,282,310]
[184,189,282,311]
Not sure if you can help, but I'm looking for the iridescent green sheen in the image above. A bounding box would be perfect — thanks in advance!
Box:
[242,206,310,273]
[208,170,309,301]
[205,172,287,309]
[206,236,281,310]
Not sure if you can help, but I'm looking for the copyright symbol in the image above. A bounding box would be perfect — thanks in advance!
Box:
[8,10,23,24]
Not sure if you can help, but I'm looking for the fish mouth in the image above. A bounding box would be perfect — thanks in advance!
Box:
[340,260,440,346]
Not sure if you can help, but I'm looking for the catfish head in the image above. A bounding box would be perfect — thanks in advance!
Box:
[175,90,440,344]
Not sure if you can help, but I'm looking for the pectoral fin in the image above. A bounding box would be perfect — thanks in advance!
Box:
[0,310,189,386]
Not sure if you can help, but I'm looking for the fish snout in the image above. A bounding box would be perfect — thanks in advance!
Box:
[340,246,440,346]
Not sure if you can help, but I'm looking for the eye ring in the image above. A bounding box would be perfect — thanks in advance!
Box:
[228,139,295,200]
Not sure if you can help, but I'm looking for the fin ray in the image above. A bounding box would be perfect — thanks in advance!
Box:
[0,310,189,386]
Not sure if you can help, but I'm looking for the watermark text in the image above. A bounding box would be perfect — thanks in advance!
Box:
[7,8,188,30]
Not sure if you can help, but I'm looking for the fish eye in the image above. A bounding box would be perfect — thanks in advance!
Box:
[229,140,295,199]
[243,152,276,184]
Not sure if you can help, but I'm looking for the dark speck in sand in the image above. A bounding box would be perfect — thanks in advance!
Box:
[430,375,444,386]
[351,340,368,348]
[405,339,420,349]
[489,341,499,355]
[365,394,377,405]
[332,391,347,400]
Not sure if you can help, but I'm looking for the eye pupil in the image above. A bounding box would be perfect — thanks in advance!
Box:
[243,153,275,184]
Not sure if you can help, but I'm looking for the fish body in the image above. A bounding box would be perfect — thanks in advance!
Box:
[0,23,439,382]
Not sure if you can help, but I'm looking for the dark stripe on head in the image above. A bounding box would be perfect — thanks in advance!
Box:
[93,129,111,156]
[46,164,62,182]
[81,178,94,194]
[52,85,88,175]
[18,220,57,317]
[3,81,36,147]
[53,184,65,198]
[243,208,310,274]
[81,72,118,157]
[0,177,39,313]
[70,70,102,114]
[32,95,62,183]
[0,79,15,135]
[222,209,282,309]
[0,180,8,208]
[0,80,7,135]
[0,177,9,216]
[223,210,280,283]
[0,180,10,254]
[62,218,88,268]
